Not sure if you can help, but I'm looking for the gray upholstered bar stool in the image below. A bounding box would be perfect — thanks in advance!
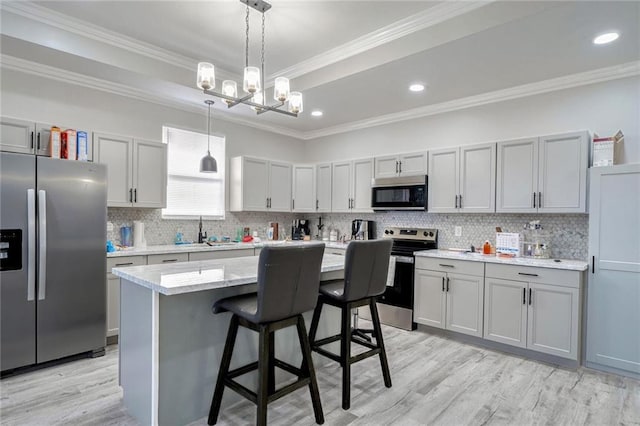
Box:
[208,244,326,426]
[308,239,393,410]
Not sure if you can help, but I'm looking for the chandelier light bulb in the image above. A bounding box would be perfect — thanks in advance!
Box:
[274,77,290,102]
[288,92,303,114]
[243,67,261,93]
[221,80,238,104]
[197,62,215,90]
[252,90,264,111]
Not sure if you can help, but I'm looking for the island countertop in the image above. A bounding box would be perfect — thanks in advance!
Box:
[112,253,346,295]
[414,249,589,271]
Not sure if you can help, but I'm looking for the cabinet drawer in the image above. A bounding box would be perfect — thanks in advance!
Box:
[415,257,484,276]
[189,248,254,261]
[107,255,146,278]
[485,263,581,288]
[147,253,189,265]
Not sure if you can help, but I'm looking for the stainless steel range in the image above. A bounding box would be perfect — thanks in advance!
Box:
[360,227,438,330]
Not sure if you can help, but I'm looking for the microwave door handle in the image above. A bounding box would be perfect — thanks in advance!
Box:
[38,190,47,301]
[27,189,36,301]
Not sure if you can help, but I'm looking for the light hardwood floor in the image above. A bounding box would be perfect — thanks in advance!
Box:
[1,322,639,426]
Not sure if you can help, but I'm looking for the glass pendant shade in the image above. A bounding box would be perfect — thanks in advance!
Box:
[200,152,217,173]
[221,80,238,104]
[243,66,261,93]
[197,62,216,90]
[273,77,290,102]
[251,90,264,111]
[288,92,303,114]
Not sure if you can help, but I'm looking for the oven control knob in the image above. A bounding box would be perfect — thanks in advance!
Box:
[429,231,434,237]
[389,230,394,235]
[384,230,389,235]
[423,231,428,237]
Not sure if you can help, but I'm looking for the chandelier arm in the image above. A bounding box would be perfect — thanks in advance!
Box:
[256,101,284,115]
[225,93,254,108]
[202,89,297,117]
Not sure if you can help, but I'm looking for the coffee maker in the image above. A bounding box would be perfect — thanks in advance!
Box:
[292,219,311,240]
[351,219,375,240]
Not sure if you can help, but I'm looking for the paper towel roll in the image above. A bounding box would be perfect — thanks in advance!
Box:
[133,221,146,248]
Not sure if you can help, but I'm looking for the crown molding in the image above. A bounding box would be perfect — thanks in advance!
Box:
[0,54,303,140]
[0,1,238,81]
[300,61,640,140]
[276,1,494,80]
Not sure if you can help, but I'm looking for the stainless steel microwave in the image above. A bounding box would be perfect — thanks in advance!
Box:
[371,175,427,211]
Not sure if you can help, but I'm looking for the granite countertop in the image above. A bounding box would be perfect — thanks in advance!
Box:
[107,240,350,258]
[112,253,346,296]
[414,250,589,271]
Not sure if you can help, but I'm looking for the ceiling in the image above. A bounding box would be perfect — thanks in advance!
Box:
[1,1,639,139]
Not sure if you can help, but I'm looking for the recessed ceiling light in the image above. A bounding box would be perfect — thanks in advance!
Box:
[593,32,619,45]
[409,83,425,92]
[311,110,323,117]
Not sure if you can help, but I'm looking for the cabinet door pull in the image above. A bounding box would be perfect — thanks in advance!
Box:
[528,288,532,305]
[399,161,402,174]
[129,188,133,203]
[292,199,295,210]
[522,287,526,305]
[162,259,178,263]
[266,198,269,208]
[37,132,41,150]
[518,272,538,277]
[446,277,450,292]
[592,256,595,274]
[395,161,399,174]
[30,131,34,149]
[316,199,319,210]
[439,264,454,268]
[459,194,462,209]
[538,192,542,208]
[442,277,445,292]
[115,262,134,267]
[134,188,137,203]
[533,192,536,208]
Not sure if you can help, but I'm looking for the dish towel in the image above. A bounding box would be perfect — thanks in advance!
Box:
[386,256,396,287]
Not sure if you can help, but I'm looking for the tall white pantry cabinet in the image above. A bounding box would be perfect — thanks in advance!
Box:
[587,164,640,376]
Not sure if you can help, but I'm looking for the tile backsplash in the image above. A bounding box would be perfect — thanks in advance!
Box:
[107,209,588,260]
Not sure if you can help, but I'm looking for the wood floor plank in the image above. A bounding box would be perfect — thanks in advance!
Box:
[1,322,638,426]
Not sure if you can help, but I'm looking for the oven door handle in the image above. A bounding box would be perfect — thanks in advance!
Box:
[392,255,414,264]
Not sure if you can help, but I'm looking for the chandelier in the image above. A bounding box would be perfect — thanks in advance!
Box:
[196,0,303,117]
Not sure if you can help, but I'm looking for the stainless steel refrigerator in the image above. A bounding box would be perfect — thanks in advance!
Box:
[1,152,107,373]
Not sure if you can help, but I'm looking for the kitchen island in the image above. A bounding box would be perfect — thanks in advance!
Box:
[112,253,345,426]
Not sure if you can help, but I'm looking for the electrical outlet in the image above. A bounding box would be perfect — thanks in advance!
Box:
[107,222,114,232]
[454,226,462,237]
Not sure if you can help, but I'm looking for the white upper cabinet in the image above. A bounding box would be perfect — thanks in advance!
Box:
[331,161,351,212]
[331,158,373,213]
[374,151,426,179]
[95,133,167,208]
[429,143,495,213]
[497,131,588,213]
[537,132,588,213]
[315,163,332,212]
[230,156,292,212]
[1,117,35,155]
[132,139,167,208]
[292,165,316,212]
[352,158,373,212]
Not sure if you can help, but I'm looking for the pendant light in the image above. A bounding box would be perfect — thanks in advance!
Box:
[200,100,217,173]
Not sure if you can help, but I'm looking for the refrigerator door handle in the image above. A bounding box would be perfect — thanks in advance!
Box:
[38,190,47,301]
[27,189,36,301]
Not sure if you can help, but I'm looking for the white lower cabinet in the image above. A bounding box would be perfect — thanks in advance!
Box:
[414,259,484,337]
[484,264,581,360]
[106,256,146,338]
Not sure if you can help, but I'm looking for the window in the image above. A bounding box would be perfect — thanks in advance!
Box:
[162,126,225,219]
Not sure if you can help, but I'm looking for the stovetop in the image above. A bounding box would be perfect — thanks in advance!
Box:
[382,227,438,256]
